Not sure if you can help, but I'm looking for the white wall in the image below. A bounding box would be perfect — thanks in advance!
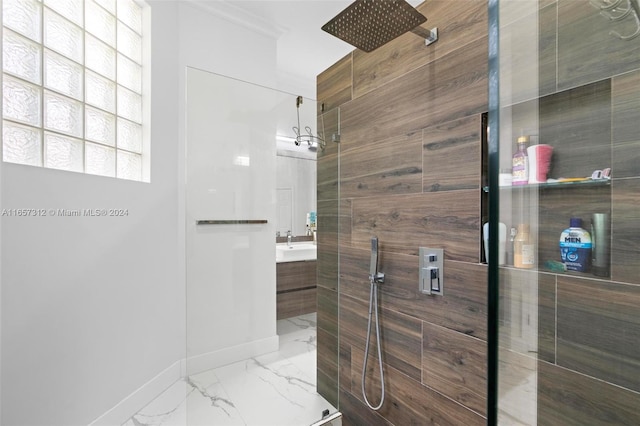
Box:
[0,2,182,425]
[0,0,314,424]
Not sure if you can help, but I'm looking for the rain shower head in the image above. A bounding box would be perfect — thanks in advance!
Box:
[322,0,437,52]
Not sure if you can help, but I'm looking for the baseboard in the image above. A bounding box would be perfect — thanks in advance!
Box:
[186,334,280,375]
[88,360,182,426]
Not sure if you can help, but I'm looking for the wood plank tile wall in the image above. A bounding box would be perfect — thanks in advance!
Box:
[317,0,640,424]
[317,0,489,423]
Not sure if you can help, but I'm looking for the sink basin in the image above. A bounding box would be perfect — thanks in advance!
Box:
[276,243,317,262]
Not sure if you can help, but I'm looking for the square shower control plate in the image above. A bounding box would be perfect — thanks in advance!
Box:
[419,247,444,295]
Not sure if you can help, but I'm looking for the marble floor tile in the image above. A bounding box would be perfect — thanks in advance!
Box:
[124,313,336,426]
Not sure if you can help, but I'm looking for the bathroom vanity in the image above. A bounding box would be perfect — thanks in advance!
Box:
[276,239,317,319]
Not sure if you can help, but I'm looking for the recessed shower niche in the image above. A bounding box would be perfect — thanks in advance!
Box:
[483,79,613,278]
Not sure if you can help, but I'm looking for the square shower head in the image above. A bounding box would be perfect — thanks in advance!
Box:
[322,0,427,52]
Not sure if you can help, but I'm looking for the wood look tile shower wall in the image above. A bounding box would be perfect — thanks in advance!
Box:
[318,0,640,424]
[317,0,489,423]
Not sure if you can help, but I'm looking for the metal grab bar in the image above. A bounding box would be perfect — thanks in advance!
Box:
[196,219,268,225]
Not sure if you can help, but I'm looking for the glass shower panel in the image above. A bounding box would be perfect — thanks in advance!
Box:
[316,105,341,409]
[185,68,339,425]
[492,0,640,424]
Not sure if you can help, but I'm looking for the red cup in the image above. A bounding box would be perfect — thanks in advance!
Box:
[527,144,553,183]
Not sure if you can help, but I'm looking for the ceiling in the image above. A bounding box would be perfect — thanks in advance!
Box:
[228,1,355,83]
[192,0,423,156]
[198,0,423,92]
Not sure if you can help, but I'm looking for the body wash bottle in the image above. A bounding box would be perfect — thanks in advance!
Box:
[560,218,592,272]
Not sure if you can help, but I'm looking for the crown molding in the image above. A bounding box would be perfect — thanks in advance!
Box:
[182,0,287,39]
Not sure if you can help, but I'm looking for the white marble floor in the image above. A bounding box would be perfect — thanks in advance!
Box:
[123,313,337,426]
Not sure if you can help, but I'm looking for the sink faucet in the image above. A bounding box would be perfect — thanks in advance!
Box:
[287,230,292,247]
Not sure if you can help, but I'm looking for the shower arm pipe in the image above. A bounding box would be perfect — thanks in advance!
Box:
[410,26,439,46]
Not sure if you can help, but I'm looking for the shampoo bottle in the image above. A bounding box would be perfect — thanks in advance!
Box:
[560,218,592,272]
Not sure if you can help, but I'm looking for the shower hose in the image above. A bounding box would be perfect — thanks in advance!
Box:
[362,277,385,410]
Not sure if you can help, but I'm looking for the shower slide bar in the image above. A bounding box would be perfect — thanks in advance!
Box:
[196,219,268,225]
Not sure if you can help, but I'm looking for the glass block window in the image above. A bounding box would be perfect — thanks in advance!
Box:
[2,0,145,181]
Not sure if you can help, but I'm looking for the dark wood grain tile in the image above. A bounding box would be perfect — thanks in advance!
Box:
[538,272,557,363]
[350,191,480,262]
[317,53,352,113]
[339,341,352,393]
[499,0,555,27]
[318,198,338,235]
[612,70,640,179]
[317,369,339,409]
[557,0,640,91]
[498,349,538,424]
[538,360,640,425]
[611,178,640,284]
[317,248,338,291]
[539,79,611,180]
[612,69,640,144]
[440,261,488,340]
[340,387,393,426]
[422,322,487,416]
[317,326,338,388]
[422,114,482,192]
[340,293,423,381]
[339,198,352,243]
[317,108,340,202]
[539,2,558,96]
[317,150,339,203]
[557,275,640,393]
[341,36,488,147]
[317,286,338,337]
[340,131,423,198]
[498,268,543,355]
[338,293,369,350]
[351,346,486,425]
[317,199,338,292]
[499,10,549,104]
[351,0,488,99]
